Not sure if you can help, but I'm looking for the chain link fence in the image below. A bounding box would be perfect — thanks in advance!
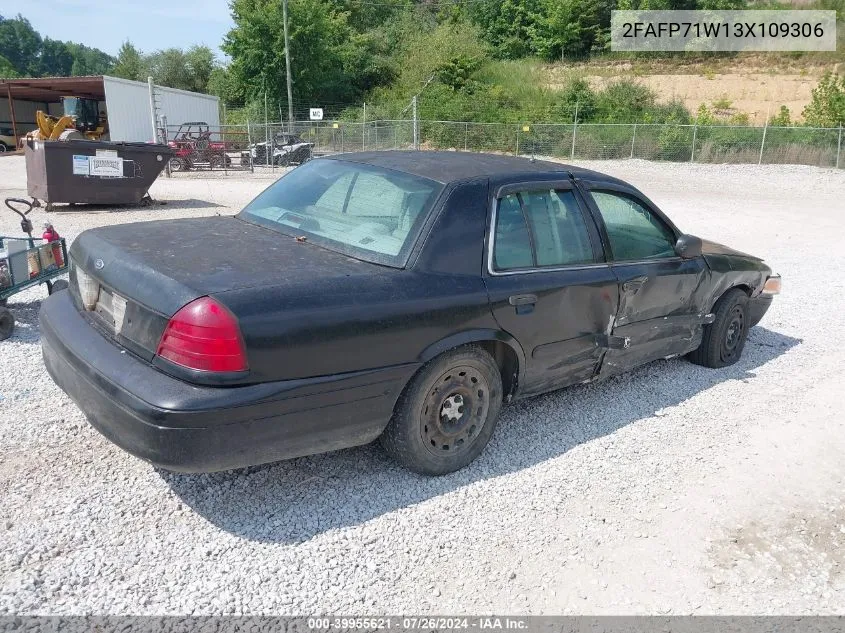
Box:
[163,119,844,174]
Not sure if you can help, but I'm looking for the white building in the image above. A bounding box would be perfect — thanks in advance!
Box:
[0,75,220,144]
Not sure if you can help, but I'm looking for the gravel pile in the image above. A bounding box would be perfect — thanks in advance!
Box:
[0,154,843,615]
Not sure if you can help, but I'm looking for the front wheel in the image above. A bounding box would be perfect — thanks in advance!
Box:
[688,288,749,368]
[381,346,503,475]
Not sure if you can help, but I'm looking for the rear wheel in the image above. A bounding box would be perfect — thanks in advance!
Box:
[688,288,749,368]
[381,346,503,475]
[0,307,14,341]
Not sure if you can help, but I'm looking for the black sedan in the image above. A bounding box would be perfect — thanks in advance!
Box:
[40,152,780,475]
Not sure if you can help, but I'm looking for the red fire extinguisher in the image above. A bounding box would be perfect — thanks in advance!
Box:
[42,223,64,268]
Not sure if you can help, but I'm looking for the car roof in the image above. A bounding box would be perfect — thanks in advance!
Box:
[325,150,624,185]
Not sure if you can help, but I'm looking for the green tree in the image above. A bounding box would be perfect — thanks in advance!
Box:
[111,41,146,81]
[224,0,388,114]
[184,45,216,92]
[465,0,545,59]
[65,42,114,75]
[146,48,192,90]
[39,38,72,76]
[0,14,42,75]
[0,53,16,78]
[803,72,845,127]
[534,0,613,59]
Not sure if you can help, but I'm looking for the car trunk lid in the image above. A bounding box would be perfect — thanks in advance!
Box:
[68,215,386,363]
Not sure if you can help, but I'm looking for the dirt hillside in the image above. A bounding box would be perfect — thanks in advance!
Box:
[544,56,842,124]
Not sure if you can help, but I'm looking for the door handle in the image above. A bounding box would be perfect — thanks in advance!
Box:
[508,294,537,306]
[622,276,649,294]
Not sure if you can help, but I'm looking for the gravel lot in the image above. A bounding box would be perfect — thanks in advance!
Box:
[0,154,844,615]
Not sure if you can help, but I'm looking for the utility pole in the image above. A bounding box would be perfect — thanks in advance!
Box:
[282,0,294,132]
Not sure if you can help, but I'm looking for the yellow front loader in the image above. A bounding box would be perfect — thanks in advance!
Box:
[24,97,109,144]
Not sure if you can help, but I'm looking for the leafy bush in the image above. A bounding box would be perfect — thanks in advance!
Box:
[803,72,845,127]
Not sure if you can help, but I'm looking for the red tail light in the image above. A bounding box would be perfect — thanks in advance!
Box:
[156,297,248,373]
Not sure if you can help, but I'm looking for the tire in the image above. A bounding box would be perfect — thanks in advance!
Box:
[688,288,749,368]
[380,345,503,475]
[0,307,14,341]
[169,157,188,172]
[48,279,68,295]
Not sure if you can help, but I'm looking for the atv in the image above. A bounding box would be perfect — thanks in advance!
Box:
[241,133,314,167]
[167,122,232,171]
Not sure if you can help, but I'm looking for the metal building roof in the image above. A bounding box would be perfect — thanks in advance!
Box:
[0,76,106,102]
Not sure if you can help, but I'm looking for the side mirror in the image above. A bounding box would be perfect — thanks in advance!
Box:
[675,234,703,259]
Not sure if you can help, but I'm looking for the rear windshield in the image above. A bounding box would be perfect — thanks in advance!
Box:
[238,159,443,267]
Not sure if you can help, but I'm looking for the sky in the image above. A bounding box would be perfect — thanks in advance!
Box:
[0,0,234,56]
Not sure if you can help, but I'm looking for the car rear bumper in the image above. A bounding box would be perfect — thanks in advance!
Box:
[40,291,416,472]
[747,294,773,327]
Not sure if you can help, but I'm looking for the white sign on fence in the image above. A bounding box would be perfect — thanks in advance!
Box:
[309,108,324,121]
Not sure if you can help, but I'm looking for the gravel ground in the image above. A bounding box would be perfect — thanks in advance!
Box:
[0,154,844,615]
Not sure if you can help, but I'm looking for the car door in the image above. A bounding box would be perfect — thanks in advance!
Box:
[483,180,619,396]
[578,181,708,377]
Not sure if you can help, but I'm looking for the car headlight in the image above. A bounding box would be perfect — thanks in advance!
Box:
[74,261,100,310]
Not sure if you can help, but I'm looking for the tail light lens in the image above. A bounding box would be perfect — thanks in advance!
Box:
[156,297,248,373]
[73,261,100,310]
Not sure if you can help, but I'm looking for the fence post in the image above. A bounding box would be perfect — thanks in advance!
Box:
[162,116,171,178]
[515,126,520,156]
[464,122,468,152]
[690,123,697,162]
[570,102,579,160]
[837,124,843,170]
[758,120,768,165]
[630,123,637,159]
[362,103,366,151]
[246,119,254,174]
[412,96,419,150]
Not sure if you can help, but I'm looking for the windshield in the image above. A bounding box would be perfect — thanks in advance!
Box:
[238,159,443,267]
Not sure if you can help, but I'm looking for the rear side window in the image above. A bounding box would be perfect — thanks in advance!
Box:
[492,189,595,272]
[239,159,442,267]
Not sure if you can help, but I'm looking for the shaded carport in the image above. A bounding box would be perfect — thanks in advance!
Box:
[0,76,106,145]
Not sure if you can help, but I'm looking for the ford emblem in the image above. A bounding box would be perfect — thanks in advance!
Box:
[94,259,105,270]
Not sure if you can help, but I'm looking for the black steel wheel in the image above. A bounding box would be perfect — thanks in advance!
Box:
[381,345,503,475]
[688,288,749,368]
[0,307,14,341]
